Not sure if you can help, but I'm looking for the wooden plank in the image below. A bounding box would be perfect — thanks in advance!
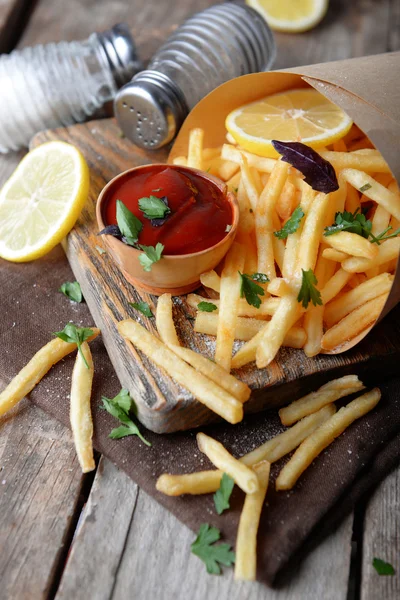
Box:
[0,400,86,600]
[53,457,353,600]
[32,120,400,433]
[361,467,400,600]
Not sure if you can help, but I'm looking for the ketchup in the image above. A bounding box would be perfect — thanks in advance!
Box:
[104,167,232,255]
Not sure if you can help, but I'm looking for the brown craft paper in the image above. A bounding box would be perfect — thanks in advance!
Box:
[169,52,400,353]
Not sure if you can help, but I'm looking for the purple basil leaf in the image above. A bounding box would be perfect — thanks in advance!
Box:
[98,224,122,238]
[151,196,170,227]
[272,140,339,193]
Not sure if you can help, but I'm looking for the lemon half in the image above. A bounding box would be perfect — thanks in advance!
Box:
[0,141,89,262]
[225,89,353,158]
[247,0,329,33]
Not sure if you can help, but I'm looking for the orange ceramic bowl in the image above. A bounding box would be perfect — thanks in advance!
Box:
[96,164,239,295]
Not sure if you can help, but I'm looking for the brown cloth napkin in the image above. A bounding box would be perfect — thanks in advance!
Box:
[1,246,400,586]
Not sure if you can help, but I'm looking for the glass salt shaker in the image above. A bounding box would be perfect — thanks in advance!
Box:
[114,2,276,150]
[0,24,142,153]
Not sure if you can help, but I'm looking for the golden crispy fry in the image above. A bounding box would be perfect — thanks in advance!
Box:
[118,319,243,424]
[202,147,221,160]
[156,471,223,496]
[323,231,378,260]
[344,182,361,213]
[276,179,296,222]
[371,204,391,236]
[341,238,400,273]
[70,341,95,473]
[200,270,221,293]
[221,143,277,173]
[215,242,245,371]
[0,329,100,418]
[320,151,390,173]
[320,268,352,305]
[187,293,280,318]
[255,160,289,279]
[342,169,400,220]
[226,171,241,194]
[194,312,306,348]
[267,277,293,297]
[167,344,250,402]
[235,461,270,581]
[196,432,259,494]
[324,272,394,328]
[282,182,316,279]
[156,405,336,497]
[156,294,180,347]
[236,176,255,234]
[322,248,350,263]
[276,388,381,490]
[240,155,261,211]
[279,374,365,426]
[255,296,300,369]
[321,294,387,351]
[187,127,204,170]
[296,192,330,272]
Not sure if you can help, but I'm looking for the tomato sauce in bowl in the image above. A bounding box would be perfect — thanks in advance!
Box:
[104,166,232,255]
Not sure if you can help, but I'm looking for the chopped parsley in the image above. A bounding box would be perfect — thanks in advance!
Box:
[139,243,164,272]
[101,389,151,445]
[138,195,171,220]
[116,199,143,246]
[372,557,395,576]
[53,323,93,369]
[59,281,83,303]
[191,524,235,575]
[239,272,269,308]
[324,209,400,245]
[297,269,322,309]
[129,301,153,317]
[197,301,218,313]
[274,206,305,239]
[213,473,234,515]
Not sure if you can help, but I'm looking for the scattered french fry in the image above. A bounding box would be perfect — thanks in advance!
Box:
[320,151,390,173]
[235,461,270,581]
[255,296,300,369]
[156,470,223,496]
[276,388,381,490]
[279,375,365,426]
[196,432,259,494]
[323,231,378,259]
[70,341,95,473]
[342,169,400,220]
[0,329,100,418]
[187,127,204,170]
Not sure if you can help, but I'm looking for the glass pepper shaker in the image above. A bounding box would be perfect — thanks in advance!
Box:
[0,24,142,153]
[114,2,276,150]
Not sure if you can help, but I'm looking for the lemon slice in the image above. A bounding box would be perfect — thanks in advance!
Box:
[225,89,353,158]
[246,0,329,33]
[0,141,89,262]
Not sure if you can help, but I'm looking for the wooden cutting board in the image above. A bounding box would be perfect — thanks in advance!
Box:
[32,118,400,433]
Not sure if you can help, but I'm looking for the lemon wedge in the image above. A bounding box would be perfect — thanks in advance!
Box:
[225,89,353,158]
[246,0,329,33]
[0,141,89,262]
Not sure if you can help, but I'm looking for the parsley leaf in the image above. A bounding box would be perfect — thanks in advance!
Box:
[191,524,235,575]
[129,301,153,317]
[101,389,151,446]
[53,323,93,369]
[116,199,143,246]
[197,301,218,312]
[139,243,164,272]
[370,226,400,245]
[297,269,322,309]
[359,183,372,193]
[239,272,268,308]
[373,558,395,576]
[213,473,234,515]
[274,206,305,239]
[324,209,372,239]
[59,281,83,303]
[138,195,171,220]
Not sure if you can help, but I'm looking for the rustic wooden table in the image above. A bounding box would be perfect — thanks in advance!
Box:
[0,1,399,599]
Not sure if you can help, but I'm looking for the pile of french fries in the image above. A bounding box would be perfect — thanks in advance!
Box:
[174,125,399,369]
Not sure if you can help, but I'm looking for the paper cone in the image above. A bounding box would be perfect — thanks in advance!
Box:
[169,52,400,353]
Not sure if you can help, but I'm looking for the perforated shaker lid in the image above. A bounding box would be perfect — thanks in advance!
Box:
[96,23,143,88]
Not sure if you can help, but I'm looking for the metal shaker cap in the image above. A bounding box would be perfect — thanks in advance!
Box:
[96,24,143,87]
[114,71,188,149]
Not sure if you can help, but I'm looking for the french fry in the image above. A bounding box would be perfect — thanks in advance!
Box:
[320,268,353,305]
[196,432,259,494]
[371,204,391,237]
[156,405,336,497]
[156,294,180,347]
[187,127,204,170]
[276,388,381,490]
[282,183,316,279]
[320,151,390,173]
[296,192,330,272]
[321,294,387,351]
[70,341,95,473]
[226,171,241,194]
[276,179,296,222]
[236,176,255,234]
[215,242,245,371]
[342,169,400,220]
[323,231,378,259]
[118,319,243,424]
[267,277,293,297]
[172,156,187,166]
[202,147,221,160]
[221,144,277,173]
[194,312,306,348]
[156,471,223,496]
[255,160,289,278]
[278,375,365,426]
[255,296,300,369]
[166,344,250,402]
[187,293,280,318]
[341,237,400,273]
[303,251,334,357]
[333,139,347,152]
[240,155,260,211]
[322,248,350,263]
[0,329,100,418]
[344,182,361,213]
[200,270,221,292]
[235,461,270,581]
[324,272,394,328]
